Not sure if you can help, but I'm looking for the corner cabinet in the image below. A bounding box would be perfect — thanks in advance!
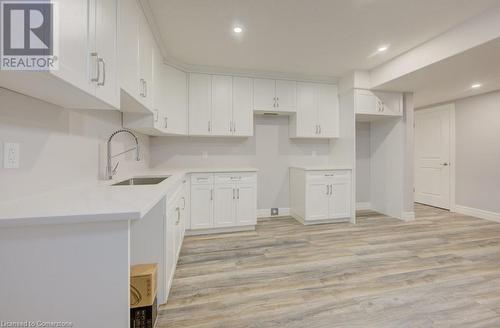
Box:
[253,79,296,114]
[0,0,119,110]
[289,83,340,138]
[188,74,253,137]
[290,168,354,224]
[189,172,257,234]
[355,89,403,121]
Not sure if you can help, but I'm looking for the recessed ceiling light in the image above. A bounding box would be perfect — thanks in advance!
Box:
[471,83,482,89]
[233,26,243,33]
[377,45,389,52]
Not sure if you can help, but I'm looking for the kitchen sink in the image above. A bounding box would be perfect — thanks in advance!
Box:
[111,176,170,186]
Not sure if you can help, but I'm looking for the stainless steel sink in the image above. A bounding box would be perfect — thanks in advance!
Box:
[112,176,169,186]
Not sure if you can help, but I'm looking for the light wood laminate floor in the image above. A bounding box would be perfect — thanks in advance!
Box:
[158,205,500,327]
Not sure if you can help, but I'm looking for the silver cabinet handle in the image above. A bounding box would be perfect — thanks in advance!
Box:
[330,185,333,195]
[326,185,329,195]
[153,109,159,122]
[210,189,213,200]
[97,57,106,86]
[233,121,236,133]
[144,80,147,98]
[164,117,168,129]
[273,97,276,108]
[139,79,145,97]
[319,125,322,134]
[208,121,211,132]
[175,207,180,225]
[90,52,100,83]
[232,189,235,199]
[237,188,240,199]
[181,197,186,210]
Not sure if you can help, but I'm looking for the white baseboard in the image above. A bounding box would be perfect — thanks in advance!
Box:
[454,205,500,223]
[356,202,372,211]
[400,212,416,221]
[257,208,290,218]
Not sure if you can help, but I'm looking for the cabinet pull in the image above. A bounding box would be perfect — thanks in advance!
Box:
[232,189,235,199]
[144,80,147,98]
[164,117,168,129]
[210,189,213,200]
[326,185,329,195]
[181,197,186,210]
[208,121,211,132]
[175,207,181,225]
[330,185,333,196]
[319,125,321,134]
[233,121,236,133]
[90,52,100,83]
[97,57,106,86]
[139,79,144,97]
[153,109,159,122]
[273,97,276,108]
[237,188,240,199]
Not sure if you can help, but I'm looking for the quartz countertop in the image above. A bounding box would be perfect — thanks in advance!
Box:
[0,167,258,228]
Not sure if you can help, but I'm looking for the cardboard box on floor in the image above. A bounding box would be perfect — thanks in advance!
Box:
[130,263,158,309]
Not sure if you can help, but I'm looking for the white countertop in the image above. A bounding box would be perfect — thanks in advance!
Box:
[289,166,352,171]
[0,168,257,228]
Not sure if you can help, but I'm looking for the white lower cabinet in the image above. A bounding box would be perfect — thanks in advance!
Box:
[290,168,353,224]
[190,172,257,232]
[165,180,187,300]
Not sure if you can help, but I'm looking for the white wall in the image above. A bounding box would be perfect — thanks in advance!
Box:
[455,91,500,213]
[356,122,370,203]
[150,115,331,209]
[0,88,150,201]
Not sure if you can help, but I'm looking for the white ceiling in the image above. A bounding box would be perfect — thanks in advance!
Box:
[146,0,500,77]
[377,38,500,108]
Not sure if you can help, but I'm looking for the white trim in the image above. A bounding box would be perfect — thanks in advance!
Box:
[186,225,255,236]
[400,212,416,221]
[257,208,290,218]
[356,202,372,210]
[454,205,500,223]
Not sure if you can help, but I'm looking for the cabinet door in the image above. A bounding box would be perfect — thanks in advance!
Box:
[236,184,257,226]
[52,0,93,95]
[275,80,296,112]
[355,90,377,114]
[94,0,119,107]
[375,91,403,116]
[118,0,140,98]
[165,204,176,292]
[138,14,154,108]
[164,64,188,135]
[213,184,236,227]
[188,74,212,135]
[253,78,276,111]
[329,181,351,219]
[190,184,213,229]
[317,84,339,138]
[296,83,318,137]
[152,46,165,130]
[211,75,233,135]
[232,77,253,136]
[306,182,330,221]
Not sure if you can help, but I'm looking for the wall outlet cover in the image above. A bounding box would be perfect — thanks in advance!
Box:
[271,208,279,216]
[3,142,20,169]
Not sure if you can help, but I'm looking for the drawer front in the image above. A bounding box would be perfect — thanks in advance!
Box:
[307,170,351,181]
[190,173,214,185]
[215,172,256,184]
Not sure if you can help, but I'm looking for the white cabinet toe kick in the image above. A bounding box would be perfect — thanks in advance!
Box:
[188,171,258,234]
[290,167,355,225]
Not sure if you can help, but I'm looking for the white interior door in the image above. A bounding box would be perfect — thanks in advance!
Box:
[415,105,452,209]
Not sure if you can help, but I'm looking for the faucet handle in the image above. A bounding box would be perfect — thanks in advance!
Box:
[112,161,119,176]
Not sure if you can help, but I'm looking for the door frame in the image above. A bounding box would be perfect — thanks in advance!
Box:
[414,103,456,211]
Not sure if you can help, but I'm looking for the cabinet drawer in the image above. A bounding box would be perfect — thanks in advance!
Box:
[190,173,214,185]
[307,170,351,181]
[215,172,256,184]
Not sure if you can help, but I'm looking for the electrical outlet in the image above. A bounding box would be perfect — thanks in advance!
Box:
[4,142,20,169]
[271,208,279,216]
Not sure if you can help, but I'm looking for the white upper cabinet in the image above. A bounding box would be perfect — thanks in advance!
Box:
[0,0,119,110]
[188,74,253,137]
[354,89,403,121]
[163,65,188,135]
[253,79,296,114]
[189,73,212,136]
[290,83,339,138]
[211,75,233,135]
[232,77,254,137]
[119,0,155,112]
